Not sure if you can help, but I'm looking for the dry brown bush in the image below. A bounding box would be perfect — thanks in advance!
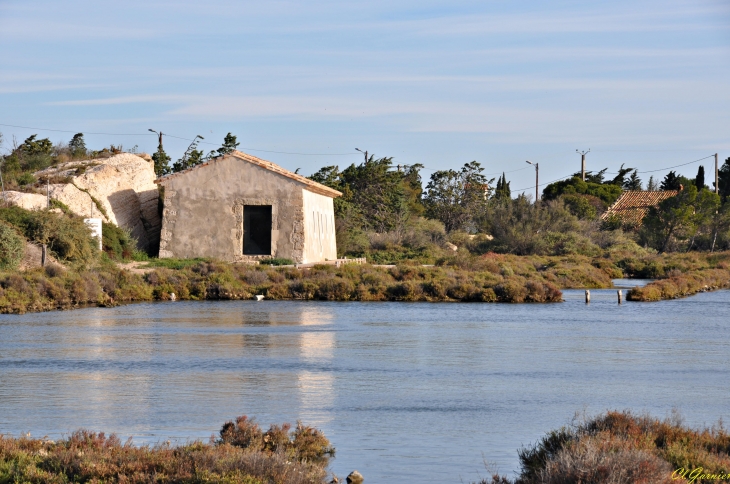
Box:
[0,416,334,484]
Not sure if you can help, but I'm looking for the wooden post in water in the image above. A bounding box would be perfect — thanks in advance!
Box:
[617,289,623,304]
[585,290,590,303]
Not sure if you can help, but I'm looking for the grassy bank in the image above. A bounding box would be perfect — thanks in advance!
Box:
[627,266,730,301]
[3,251,730,314]
[479,410,730,484]
[0,255,576,314]
[0,416,334,484]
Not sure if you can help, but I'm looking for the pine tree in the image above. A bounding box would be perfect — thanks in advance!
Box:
[695,165,706,190]
[170,149,205,173]
[152,145,171,176]
[18,135,53,156]
[68,133,86,159]
[171,136,206,173]
[208,132,240,158]
[647,176,659,191]
[610,164,634,186]
[623,169,642,191]
[660,171,681,191]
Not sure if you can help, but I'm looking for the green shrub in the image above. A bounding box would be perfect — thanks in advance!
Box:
[16,172,37,186]
[0,223,24,270]
[259,257,295,266]
[494,276,529,302]
[542,176,623,205]
[144,257,210,270]
[290,280,318,299]
[0,206,97,265]
[102,222,136,260]
[561,193,604,219]
[386,280,424,301]
[315,277,355,300]
[49,198,71,213]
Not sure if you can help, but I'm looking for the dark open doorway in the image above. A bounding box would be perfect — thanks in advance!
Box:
[243,205,272,255]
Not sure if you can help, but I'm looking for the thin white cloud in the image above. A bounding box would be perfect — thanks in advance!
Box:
[47,95,184,106]
[0,21,162,41]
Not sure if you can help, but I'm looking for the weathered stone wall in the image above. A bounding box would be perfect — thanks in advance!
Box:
[158,154,311,262]
[302,189,337,263]
[33,153,161,253]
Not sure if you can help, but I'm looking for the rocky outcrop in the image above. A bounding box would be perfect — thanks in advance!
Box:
[346,471,364,484]
[2,191,48,211]
[33,153,161,253]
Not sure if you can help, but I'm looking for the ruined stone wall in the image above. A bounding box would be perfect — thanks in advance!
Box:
[158,155,307,262]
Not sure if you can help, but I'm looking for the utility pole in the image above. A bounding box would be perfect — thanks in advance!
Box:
[149,129,164,151]
[355,148,368,164]
[526,160,539,201]
[715,153,719,195]
[0,161,5,205]
[577,149,590,181]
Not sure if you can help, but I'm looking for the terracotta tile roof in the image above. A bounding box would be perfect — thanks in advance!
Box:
[600,190,679,226]
[154,150,342,198]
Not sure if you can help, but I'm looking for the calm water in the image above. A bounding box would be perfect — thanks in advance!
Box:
[1,288,729,482]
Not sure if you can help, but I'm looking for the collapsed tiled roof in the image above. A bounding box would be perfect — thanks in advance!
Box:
[154,150,342,198]
[600,190,679,226]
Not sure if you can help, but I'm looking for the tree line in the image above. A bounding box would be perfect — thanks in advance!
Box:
[2,130,730,256]
[0,131,242,191]
[307,155,730,256]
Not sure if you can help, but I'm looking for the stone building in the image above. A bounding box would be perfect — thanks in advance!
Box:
[155,151,341,263]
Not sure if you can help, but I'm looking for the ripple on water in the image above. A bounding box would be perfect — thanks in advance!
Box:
[1,293,729,483]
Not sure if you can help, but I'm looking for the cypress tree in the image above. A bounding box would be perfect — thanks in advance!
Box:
[494,172,511,200]
[695,165,706,190]
[647,176,659,191]
[718,157,730,202]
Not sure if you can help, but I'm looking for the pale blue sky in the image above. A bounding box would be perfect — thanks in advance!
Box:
[1,0,728,193]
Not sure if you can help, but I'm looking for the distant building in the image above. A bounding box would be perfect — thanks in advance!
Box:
[600,190,679,227]
[155,151,341,263]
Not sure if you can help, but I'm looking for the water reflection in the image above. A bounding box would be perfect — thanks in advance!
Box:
[1,295,729,483]
[298,307,336,426]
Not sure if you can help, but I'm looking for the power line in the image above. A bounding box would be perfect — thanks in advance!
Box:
[636,155,714,173]
[602,155,714,174]
[510,174,573,194]
[510,154,716,194]
[593,149,713,152]
[161,133,357,156]
[0,122,359,157]
[484,165,532,176]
